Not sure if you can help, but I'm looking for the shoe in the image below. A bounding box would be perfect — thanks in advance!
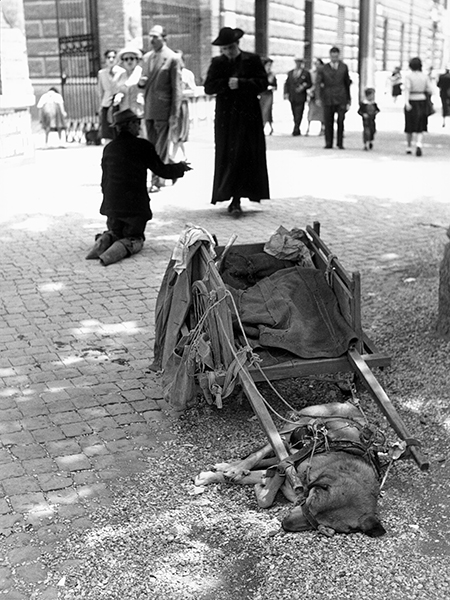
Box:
[85,232,114,260]
[369,142,373,150]
[292,130,300,136]
[416,147,422,157]
[338,145,345,149]
[324,145,332,149]
[406,149,412,154]
[227,199,242,214]
[364,145,368,151]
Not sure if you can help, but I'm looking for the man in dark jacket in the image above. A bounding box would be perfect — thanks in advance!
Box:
[86,109,190,265]
[316,46,352,149]
[204,27,269,215]
[283,57,312,136]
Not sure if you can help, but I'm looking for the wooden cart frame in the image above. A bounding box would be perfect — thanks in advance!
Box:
[188,222,428,472]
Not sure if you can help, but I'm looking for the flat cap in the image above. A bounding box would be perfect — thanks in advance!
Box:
[113,109,141,126]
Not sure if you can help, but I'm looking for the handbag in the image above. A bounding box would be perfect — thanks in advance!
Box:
[425,93,435,117]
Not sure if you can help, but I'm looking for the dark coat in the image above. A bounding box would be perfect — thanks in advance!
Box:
[316,61,351,106]
[204,51,270,204]
[100,131,186,219]
[284,68,312,104]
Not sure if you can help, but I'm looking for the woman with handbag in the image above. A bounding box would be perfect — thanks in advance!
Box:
[403,56,434,157]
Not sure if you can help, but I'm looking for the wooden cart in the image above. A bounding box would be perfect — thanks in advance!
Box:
[164,222,428,472]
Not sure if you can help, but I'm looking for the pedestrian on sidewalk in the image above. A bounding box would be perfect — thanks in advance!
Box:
[437,65,450,128]
[36,87,67,147]
[358,87,380,151]
[305,58,325,136]
[112,47,144,121]
[138,25,182,193]
[403,56,434,157]
[86,109,191,266]
[316,46,352,149]
[260,57,277,135]
[168,50,197,163]
[204,27,270,215]
[97,49,124,144]
[390,66,403,103]
[283,57,312,136]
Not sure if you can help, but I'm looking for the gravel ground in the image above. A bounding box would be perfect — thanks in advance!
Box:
[32,238,450,599]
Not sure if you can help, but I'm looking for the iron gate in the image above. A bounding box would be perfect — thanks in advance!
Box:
[56,0,101,142]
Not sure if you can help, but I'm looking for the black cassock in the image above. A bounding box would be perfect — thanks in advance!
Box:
[204,51,270,204]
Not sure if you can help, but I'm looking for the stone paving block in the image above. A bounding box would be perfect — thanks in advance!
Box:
[0,460,25,481]
[131,398,159,412]
[0,419,22,434]
[32,426,66,444]
[46,488,80,505]
[142,410,166,423]
[49,410,82,425]
[45,399,76,413]
[82,442,109,457]
[0,408,23,421]
[69,394,100,408]
[88,416,118,432]
[105,402,134,415]
[97,426,128,441]
[8,544,43,565]
[55,453,91,472]
[23,457,57,474]
[0,498,11,514]
[37,473,73,492]
[77,482,110,500]
[10,443,47,460]
[58,504,88,521]
[0,397,16,409]
[60,422,93,437]
[21,415,52,430]
[2,475,41,495]
[46,439,82,457]
[78,434,103,448]
[9,492,47,513]
[0,448,13,464]
[73,470,98,486]
[0,512,23,530]
[90,454,117,470]
[106,438,138,454]
[0,567,12,591]
[14,561,48,583]
[114,413,145,425]
[77,406,109,420]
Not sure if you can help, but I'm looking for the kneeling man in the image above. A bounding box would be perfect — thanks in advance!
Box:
[86,108,191,265]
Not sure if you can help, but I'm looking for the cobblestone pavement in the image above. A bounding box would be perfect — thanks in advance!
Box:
[1,101,449,597]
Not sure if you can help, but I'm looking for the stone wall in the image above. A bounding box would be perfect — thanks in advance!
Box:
[1,0,35,161]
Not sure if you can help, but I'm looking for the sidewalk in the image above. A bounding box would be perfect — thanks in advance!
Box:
[1,108,449,598]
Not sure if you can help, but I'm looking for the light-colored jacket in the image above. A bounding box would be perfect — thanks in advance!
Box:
[139,45,182,121]
[98,65,124,108]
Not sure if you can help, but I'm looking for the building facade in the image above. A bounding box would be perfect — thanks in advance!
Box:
[21,0,450,124]
[1,0,35,161]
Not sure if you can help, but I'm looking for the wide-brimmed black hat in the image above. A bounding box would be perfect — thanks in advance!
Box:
[212,27,244,46]
[113,109,141,126]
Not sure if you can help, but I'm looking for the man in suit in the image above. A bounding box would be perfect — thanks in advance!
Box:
[138,25,182,191]
[283,57,312,136]
[316,46,351,149]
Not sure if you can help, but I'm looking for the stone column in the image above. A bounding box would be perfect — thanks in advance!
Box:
[0,0,35,161]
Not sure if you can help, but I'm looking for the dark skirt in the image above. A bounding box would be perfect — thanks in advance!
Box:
[404,100,428,133]
[392,83,402,97]
[100,107,116,140]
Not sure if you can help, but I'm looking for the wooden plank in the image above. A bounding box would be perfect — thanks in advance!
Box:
[348,348,429,470]
[248,351,391,382]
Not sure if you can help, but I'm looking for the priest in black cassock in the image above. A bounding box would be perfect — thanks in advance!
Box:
[204,27,270,215]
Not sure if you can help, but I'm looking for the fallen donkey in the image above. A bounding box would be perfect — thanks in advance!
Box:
[195,402,387,537]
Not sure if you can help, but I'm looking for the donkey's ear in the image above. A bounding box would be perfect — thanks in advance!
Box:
[359,515,386,537]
